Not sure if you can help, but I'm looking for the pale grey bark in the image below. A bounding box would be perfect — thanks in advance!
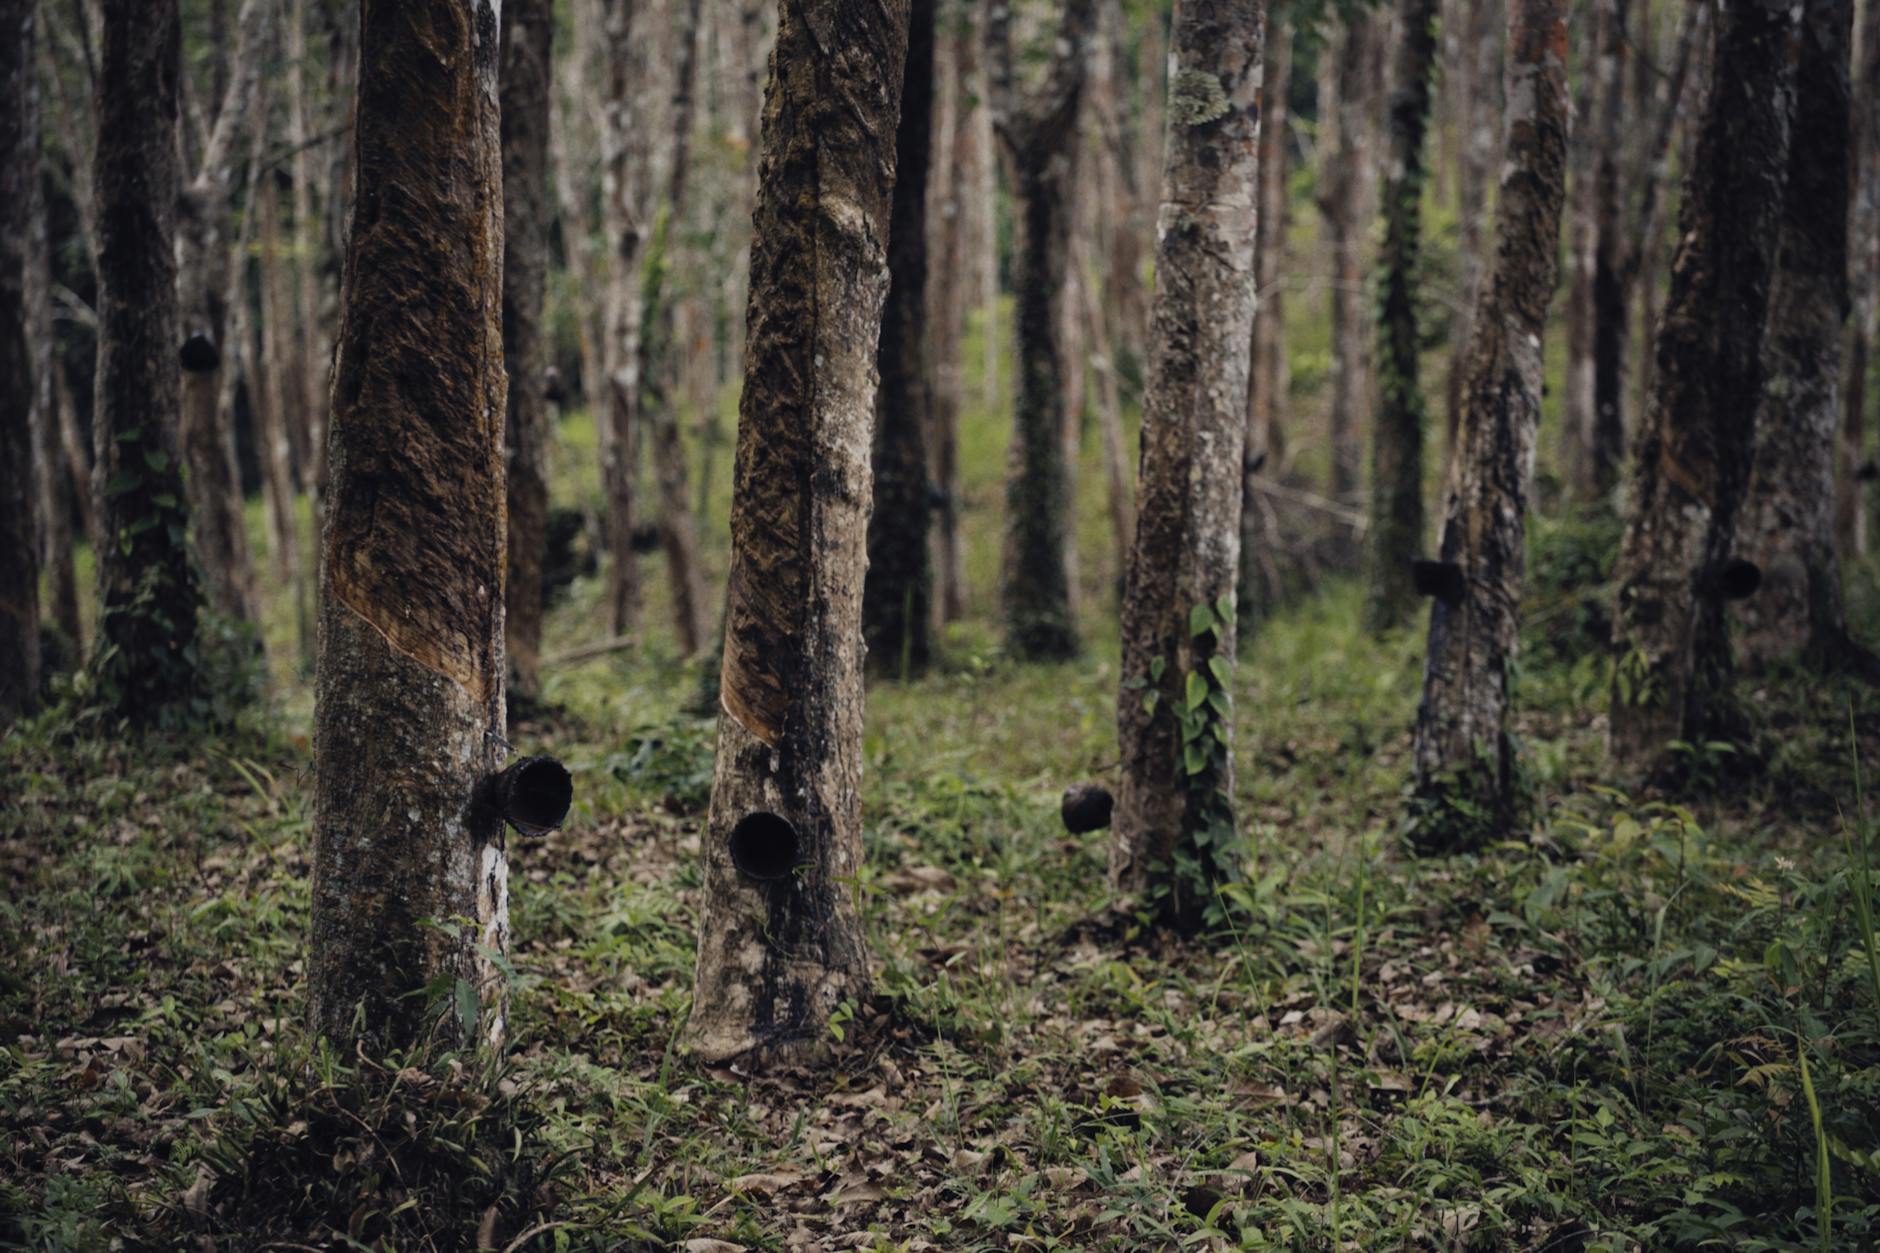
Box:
[1,0,40,721]
[1111,0,1262,931]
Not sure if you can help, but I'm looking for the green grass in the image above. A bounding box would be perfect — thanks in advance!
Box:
[7,179,1880,1248]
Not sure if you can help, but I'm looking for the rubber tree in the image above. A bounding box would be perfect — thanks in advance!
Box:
[1110,0,1264,932]
[600,0,647,636]
[0,0,38,722]
[1608,0,1797,774]
[1409,0,1569,848]
[175,0,269,631]
[1733,0,1853,665]
[687,0,911,1065]
[501,0,554,705]
[1318,11,1379,508]
[310,0,519,1052]
[1364,0,1440,634]
[987,0,1097,661]
[863,0,937,676]
[92,0,208,725]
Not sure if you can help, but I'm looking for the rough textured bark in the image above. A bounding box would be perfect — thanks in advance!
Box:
[501,0,553,704]
[1319,13,1378,505]
[864,0,936,675]
[688,0,909,1065]
[988,0,1097,661]
[926,0,977,624]
[639,0,712,659]
[1733,0,1851,665]
[1,0,40,722]
[175,0,267,630]
[310,0,511,1053]
[1410,0,1568,846]
[1364,0,1439,633]
[92,0,206,723]
[1111,0,1263,932]
[600,0,646,636]
[1842,1,1880,558]
[1608,0,1796,772]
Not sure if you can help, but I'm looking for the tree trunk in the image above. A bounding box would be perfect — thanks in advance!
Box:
[1111,0,1263,933]
[31,189,80,658]
[926,0,977,624]
[1842,2,1880,559]
[1320,12,1376,506]
[310,0,512,1053]
[1409,0,1568,848]
[639,0,712,659]
[258,169,312,663]
[1560,34,1595,500]
[1441,0,1500,457]
[289,0,327,532]
[501,0,553,705]
[864,0,937,676]
[175,0,268,629]
[601,0,646,637]
[1,0,40,722]
[1733,0,1851,666]
[1364,0,1439,634]
[1584,0,1627,503]
[92,0,206,724]
[988,0,1097,661]
[687,0,909,1066]
[1239,7,1289,624]
[1608,0,1796,774]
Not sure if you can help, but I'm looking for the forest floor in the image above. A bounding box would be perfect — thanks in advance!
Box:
[7,294,1880,1248]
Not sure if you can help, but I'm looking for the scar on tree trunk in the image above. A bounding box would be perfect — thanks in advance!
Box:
[686,0,910,1067]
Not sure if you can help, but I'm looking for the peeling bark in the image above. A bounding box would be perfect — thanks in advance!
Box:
[1364,0,1439,634]
[1,0,40,721]
[689,0,909,1066]
[988,0,1097,661]
[1112,0,1262,931]
[1734,0,1851,665]
[310,0,511,1054]
[1608,0,1796,773]
[864,0,937,675]
[92,0,206,723]
[1410,0,1568,845]
[501,0,553,703]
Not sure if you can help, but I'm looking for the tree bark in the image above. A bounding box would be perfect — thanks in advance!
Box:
[864,0,937,676]
[1239,7,1289,623]
[639,0,713,659]
[1733,0,1851,665]
[92,0,206,724]
[926,0,977,624]
[1,0,40,722]
[1608,0,1796,773]
[1442,0,1500,457]
[1842,1,1880,559]
[1319,12,1377,506]
[988,0,1097,661]
[310,0,512,1054]
[1584,0,1627,503]
[501,0,553,705]
[1364,0,1439,634]
[1410,0,1568,847]
[175,0,267,630]
[600,0,646,636]
[31,183,80,658]
[1560,29,1596,500]
[258,167,312,663]
[1111,0,1263,932]
[688,0,909,1066]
